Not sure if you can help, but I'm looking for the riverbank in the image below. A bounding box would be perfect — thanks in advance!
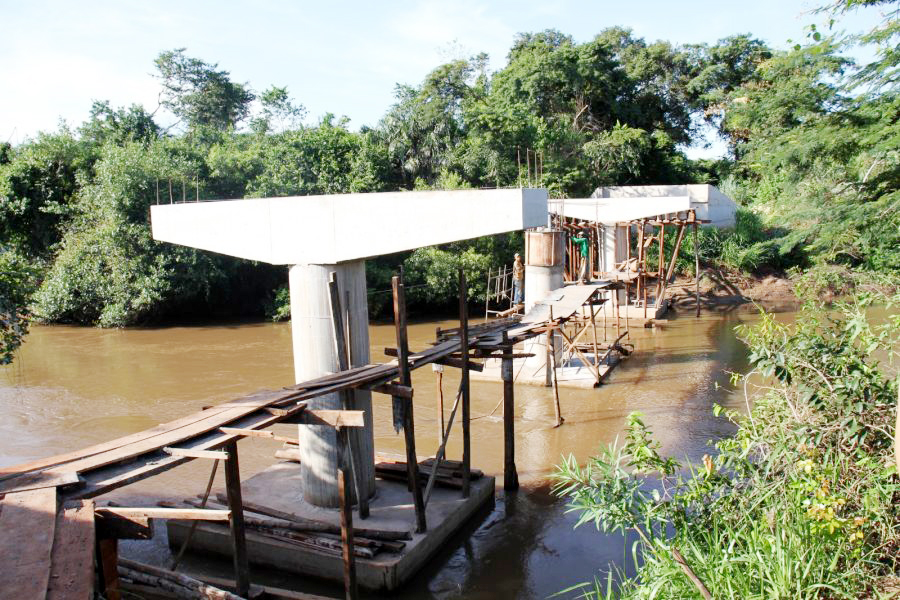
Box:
[666,269,798,310]
[554,290,900,599]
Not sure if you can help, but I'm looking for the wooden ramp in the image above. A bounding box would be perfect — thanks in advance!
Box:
[0,489,95,600]
[520,283,611,324]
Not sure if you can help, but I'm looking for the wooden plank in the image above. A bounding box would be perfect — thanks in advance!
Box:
[297,410,365,429]
[97,506,230,521]
[364,381,413,399]
[694,222,700,318]
[0,488,58,600]
[95,511,152,540]
[210,495,411,541]
[434,356,485,372]
[223,441,250,598]
[69,407,300,499]
[337,428,358,600]
[183,571,334,600]
[0,389,290,478]
[0,470,80,495]
[218,427,294,444]
[163,447,229,460]
[47,499,95,600]
[38,399,284,478]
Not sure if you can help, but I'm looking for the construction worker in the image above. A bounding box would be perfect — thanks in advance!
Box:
[571,230,590,283]
[512,252,524,305]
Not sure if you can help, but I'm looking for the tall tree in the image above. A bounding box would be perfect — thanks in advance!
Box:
[154,48,255,133]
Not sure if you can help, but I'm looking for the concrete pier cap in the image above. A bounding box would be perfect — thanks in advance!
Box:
[151,188,547,507]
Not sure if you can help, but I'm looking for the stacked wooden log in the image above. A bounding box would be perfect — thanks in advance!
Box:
[163,498,411,560]
[118,558,243,600]
[374,458,483,490]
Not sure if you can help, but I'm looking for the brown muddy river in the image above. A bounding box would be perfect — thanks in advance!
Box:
[0,304,772,598]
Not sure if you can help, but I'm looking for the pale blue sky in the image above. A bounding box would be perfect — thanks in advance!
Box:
[1,0,886,154]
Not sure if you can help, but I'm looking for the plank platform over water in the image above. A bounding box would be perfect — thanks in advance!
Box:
[0,296,603,599]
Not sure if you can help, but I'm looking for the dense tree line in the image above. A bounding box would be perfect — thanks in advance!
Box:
[1,2,897,344]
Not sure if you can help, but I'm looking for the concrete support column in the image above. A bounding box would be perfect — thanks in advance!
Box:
[523,229,565,378]
[523,264,564,312]
[289,260,375,508]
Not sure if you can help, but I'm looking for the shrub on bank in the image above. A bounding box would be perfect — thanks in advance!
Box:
[554,292,900,599]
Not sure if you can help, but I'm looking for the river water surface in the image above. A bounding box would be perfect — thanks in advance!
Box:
[0,305,772,598]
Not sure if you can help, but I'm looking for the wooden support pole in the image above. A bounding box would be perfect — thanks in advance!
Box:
[459,268,472,498]
[434,347,444,449]
[424,382,464,506]
[501,330,519,491]
[590,301,600,374]
[655,223,665,308]
[392,275,426,533]
[97,538,121,600]
[665,223,688,284]
[549,330,563,427]
[694,222,701,318]
[636,220,644,304]
[223,441,250,598]
[436,325,444,441]
[337,427,358,600]
[548,307,564,427]
[329,272,369,519]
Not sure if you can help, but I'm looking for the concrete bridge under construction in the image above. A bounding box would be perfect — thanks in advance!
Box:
[0,185,737,599]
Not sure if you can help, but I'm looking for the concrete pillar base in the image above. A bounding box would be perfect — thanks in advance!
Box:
[289,261,375,508]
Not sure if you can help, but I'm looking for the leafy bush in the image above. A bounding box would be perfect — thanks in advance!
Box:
[554,292,900,599]
[0,249,39,363]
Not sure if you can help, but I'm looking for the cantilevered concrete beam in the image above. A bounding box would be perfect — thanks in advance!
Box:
[151,188,548,265]
[151,188,547,508]
[556,196,693,225]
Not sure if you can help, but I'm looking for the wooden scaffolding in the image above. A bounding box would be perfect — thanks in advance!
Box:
[551,208,706,320]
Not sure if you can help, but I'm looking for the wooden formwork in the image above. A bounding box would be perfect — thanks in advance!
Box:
[551,209,707,322]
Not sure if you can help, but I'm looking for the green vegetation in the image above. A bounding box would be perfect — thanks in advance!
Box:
[0,1,896,351]
[554,291,900,598]
[0,248,37,364]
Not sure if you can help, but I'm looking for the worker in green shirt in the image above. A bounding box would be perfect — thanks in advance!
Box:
[571,230,590,283]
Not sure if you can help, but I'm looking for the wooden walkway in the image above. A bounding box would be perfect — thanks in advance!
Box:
[0,277,617,599]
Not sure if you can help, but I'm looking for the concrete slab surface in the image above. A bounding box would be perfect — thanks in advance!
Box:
[168,461,495,591]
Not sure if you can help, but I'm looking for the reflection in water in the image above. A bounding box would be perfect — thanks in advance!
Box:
[0,305,771,597]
